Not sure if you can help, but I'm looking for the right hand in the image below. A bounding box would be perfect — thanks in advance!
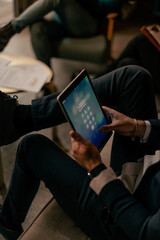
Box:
[99,106,145,138]
[70,130,102,171]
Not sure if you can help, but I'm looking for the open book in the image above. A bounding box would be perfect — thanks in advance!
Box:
[140,24,160,52]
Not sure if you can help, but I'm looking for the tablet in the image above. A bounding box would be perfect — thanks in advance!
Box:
[57,69,112,151]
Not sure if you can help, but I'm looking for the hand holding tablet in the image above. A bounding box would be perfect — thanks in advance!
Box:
[57,69,112,151]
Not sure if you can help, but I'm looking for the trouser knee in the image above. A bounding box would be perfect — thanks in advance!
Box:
[93,65,153,107]
[135,65,153,89]
[16,134,49,167]
[30,21,47,37]
[121,65,153,92]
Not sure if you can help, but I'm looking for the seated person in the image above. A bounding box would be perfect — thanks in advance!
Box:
[0,0,136,94]
[103,32,160,94]
[0,65,159,240]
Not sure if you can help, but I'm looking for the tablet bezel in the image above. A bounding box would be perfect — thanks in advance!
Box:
[57,69,112,151]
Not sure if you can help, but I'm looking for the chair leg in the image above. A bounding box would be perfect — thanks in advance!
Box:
[43,82,57,94]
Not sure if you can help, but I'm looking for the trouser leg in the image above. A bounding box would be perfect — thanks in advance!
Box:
[135,35,160,94]
[106,34,160,94]
[12,0,61,32]
[33,65,157,129]
[93,66,157,119]
[0,148,40,228]
[55,0,99,37]
[1,134,112,240]
[106,34,148,72]
[30,19,66,67]
[118,34,160,93]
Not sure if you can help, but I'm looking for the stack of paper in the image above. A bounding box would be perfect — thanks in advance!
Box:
[0,56,52,93]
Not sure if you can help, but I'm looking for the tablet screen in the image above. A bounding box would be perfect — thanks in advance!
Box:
[60,73,111,150]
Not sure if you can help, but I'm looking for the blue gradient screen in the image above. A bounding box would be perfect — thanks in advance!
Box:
[62,76,109,148]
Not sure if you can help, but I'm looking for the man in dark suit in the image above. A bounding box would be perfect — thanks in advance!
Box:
[0,65,159,240]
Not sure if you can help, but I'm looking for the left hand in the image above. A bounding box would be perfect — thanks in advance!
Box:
[70,130,102,171]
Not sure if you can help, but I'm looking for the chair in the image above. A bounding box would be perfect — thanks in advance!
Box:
[55,12,118,65]
[52,12,118,91]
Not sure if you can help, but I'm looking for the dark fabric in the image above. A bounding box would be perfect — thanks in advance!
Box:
[105,33,160,94]
[0,66,159,240]
[31,66,157,173]
[99,180,150,240]
[147,119,160,147]
[99,162,160,240]
[14,105,34,137]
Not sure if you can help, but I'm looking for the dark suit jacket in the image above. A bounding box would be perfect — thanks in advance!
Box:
[98,119,160,240]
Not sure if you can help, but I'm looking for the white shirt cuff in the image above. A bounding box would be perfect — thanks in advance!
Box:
[140,120,151,143]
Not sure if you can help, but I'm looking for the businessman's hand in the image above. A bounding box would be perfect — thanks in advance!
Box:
[70,130,102,171]
[100,106,146,138]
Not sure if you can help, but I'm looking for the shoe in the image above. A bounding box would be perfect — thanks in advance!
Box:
[0,91,20,146]
[0,21,15,51]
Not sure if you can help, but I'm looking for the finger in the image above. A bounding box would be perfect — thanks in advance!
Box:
[102,106,118,121]
[70,130,81,140]
[70,130,76,137]
[70,130,87,145]
[70,130,80,146]
[102,106,115,115]
[99,124,116,132]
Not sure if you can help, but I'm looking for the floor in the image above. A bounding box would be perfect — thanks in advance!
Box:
[0,0,159,239]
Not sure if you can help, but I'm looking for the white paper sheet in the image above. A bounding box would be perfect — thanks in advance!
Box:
[0,57,51,92]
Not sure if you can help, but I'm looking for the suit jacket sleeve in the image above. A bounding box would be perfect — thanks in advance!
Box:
[147,119,160,148]
[98,179,160,240]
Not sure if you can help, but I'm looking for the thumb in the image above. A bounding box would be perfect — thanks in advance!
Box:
[70,130,86,144]
[99,124,115,132]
